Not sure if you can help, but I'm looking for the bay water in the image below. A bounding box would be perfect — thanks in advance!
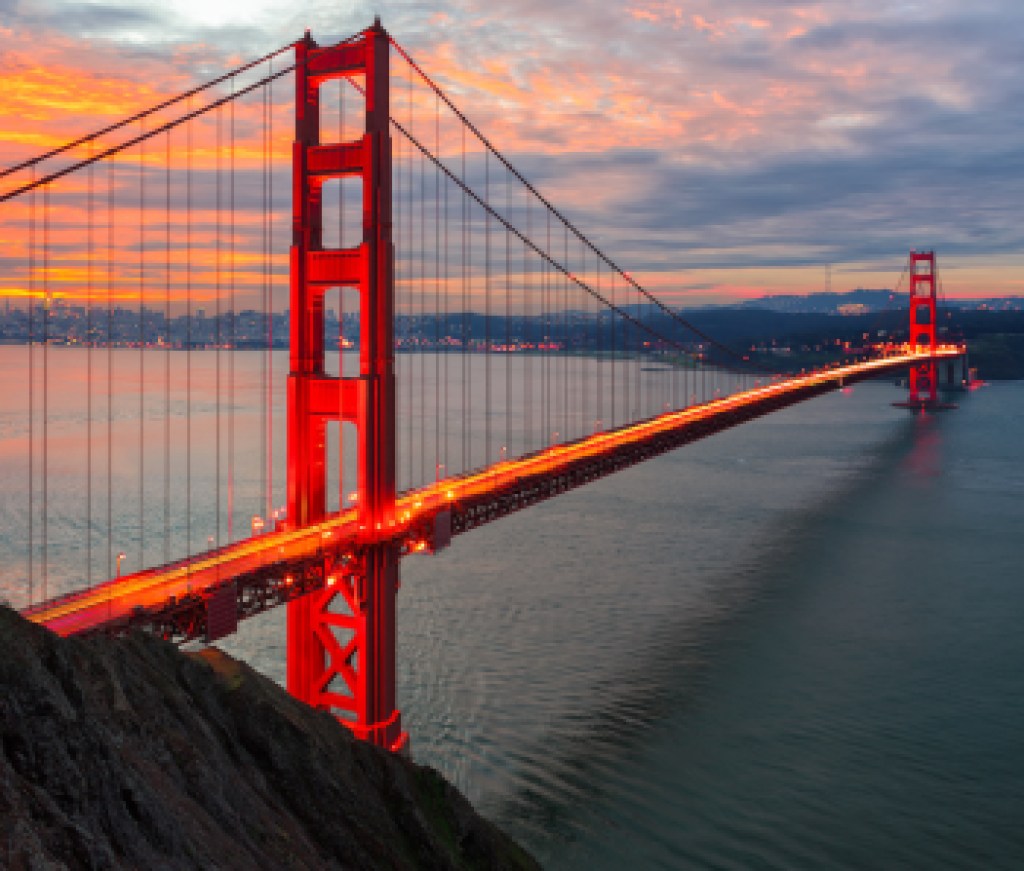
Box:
[1,346,1021,868]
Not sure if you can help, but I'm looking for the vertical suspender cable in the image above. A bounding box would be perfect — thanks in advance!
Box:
[614,255,622,425]
[216,104,223,547]
[668,297,675,409]
[523,193,531,451]
[397,95,403,488]
[539,208,544,443]
[540,213,546,443]
[27,171,35,604]
[186,99,193,578]
[544,209,550,443]
[260,78,268,519]
[338,78,345,505]
[138,123,145,569]
[466,141,473,470]
[686,308,692,405]
[107,162,114,585]
[228,80,236,541]
[443,132,449,477]
[673,304,680,409]
[434,93,441,484]
[164,130,171,563]
[403,73,411,488]
[597,236,603,431]
[592,249,598,430]
[397,85,404,486]
[42,185,48,602]
[267,63,274,521]
[702,341,706,404]
[580,245,588,436]
[87,151,94,587]
[599,256,605,425]
[563,225,568,442]
[684,313,690,407]
[505,164,511,456]
[419,107,427,487]
[460,125,467,473]
[634,277,640,418]
[606,270,614,423]
[484,151,491,462]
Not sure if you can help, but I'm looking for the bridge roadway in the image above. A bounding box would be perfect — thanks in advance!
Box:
[23,346,963,642]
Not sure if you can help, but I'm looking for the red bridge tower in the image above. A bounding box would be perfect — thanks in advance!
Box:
[908,250,939,407]
[286,21,405,751]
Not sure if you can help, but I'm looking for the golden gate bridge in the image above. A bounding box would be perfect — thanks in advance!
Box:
[1,20,965,752]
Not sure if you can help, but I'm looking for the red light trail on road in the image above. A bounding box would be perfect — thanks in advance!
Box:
[24,345,963,640]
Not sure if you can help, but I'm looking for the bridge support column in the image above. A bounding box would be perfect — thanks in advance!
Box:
[894,249,960,411]
[908,250,938,407]
[286,20,405,752]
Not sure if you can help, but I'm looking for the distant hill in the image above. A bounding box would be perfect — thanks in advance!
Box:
[727,290,1024,316]
[735,289,896,314]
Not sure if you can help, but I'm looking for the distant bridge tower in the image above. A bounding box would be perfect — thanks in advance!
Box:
[895,249,966,410]
[286,21,405,751]
[908,250,938,407]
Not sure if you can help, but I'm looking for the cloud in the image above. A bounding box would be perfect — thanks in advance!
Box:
[2,0,1023,303]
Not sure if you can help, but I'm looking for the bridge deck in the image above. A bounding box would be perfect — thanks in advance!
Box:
[23,348,963,641]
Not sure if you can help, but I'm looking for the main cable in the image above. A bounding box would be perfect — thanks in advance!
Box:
[0,43,296,181]
[388,113,703,366]
[388,36,775,376]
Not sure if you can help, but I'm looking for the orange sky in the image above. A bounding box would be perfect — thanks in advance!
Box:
[2,4,1022,310]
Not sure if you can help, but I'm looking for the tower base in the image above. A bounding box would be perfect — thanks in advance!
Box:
[892,399,958,412]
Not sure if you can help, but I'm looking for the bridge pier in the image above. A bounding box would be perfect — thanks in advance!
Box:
[940,352,971,391]
[285,21,406,751]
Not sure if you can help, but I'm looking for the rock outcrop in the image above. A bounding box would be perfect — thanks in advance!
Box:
[0,607,538,870]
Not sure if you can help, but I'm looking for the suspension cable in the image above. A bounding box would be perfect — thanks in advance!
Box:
[1,63,296,204]
[229,76,236,542]
[42,185,49,602]
[186,95,193,580]
[0,43,296,181]
[86,148,94,587]
[388,112,703,363]
[27,170,35,604]
[387,35,774,375]
[216,104,223,547]
[164,129,171,564]
[106,161,114,583]
[261,72,269,518]
[138,122,146,569]
[267,60,275,523]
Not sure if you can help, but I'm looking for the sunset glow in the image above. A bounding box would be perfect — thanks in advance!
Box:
[2,2,1023,308]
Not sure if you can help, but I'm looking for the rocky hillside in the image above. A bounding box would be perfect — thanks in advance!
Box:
[0,607,538,870]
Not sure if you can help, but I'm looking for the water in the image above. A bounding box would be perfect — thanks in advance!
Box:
[226,377,1024,869]
[2,346,1022,868]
